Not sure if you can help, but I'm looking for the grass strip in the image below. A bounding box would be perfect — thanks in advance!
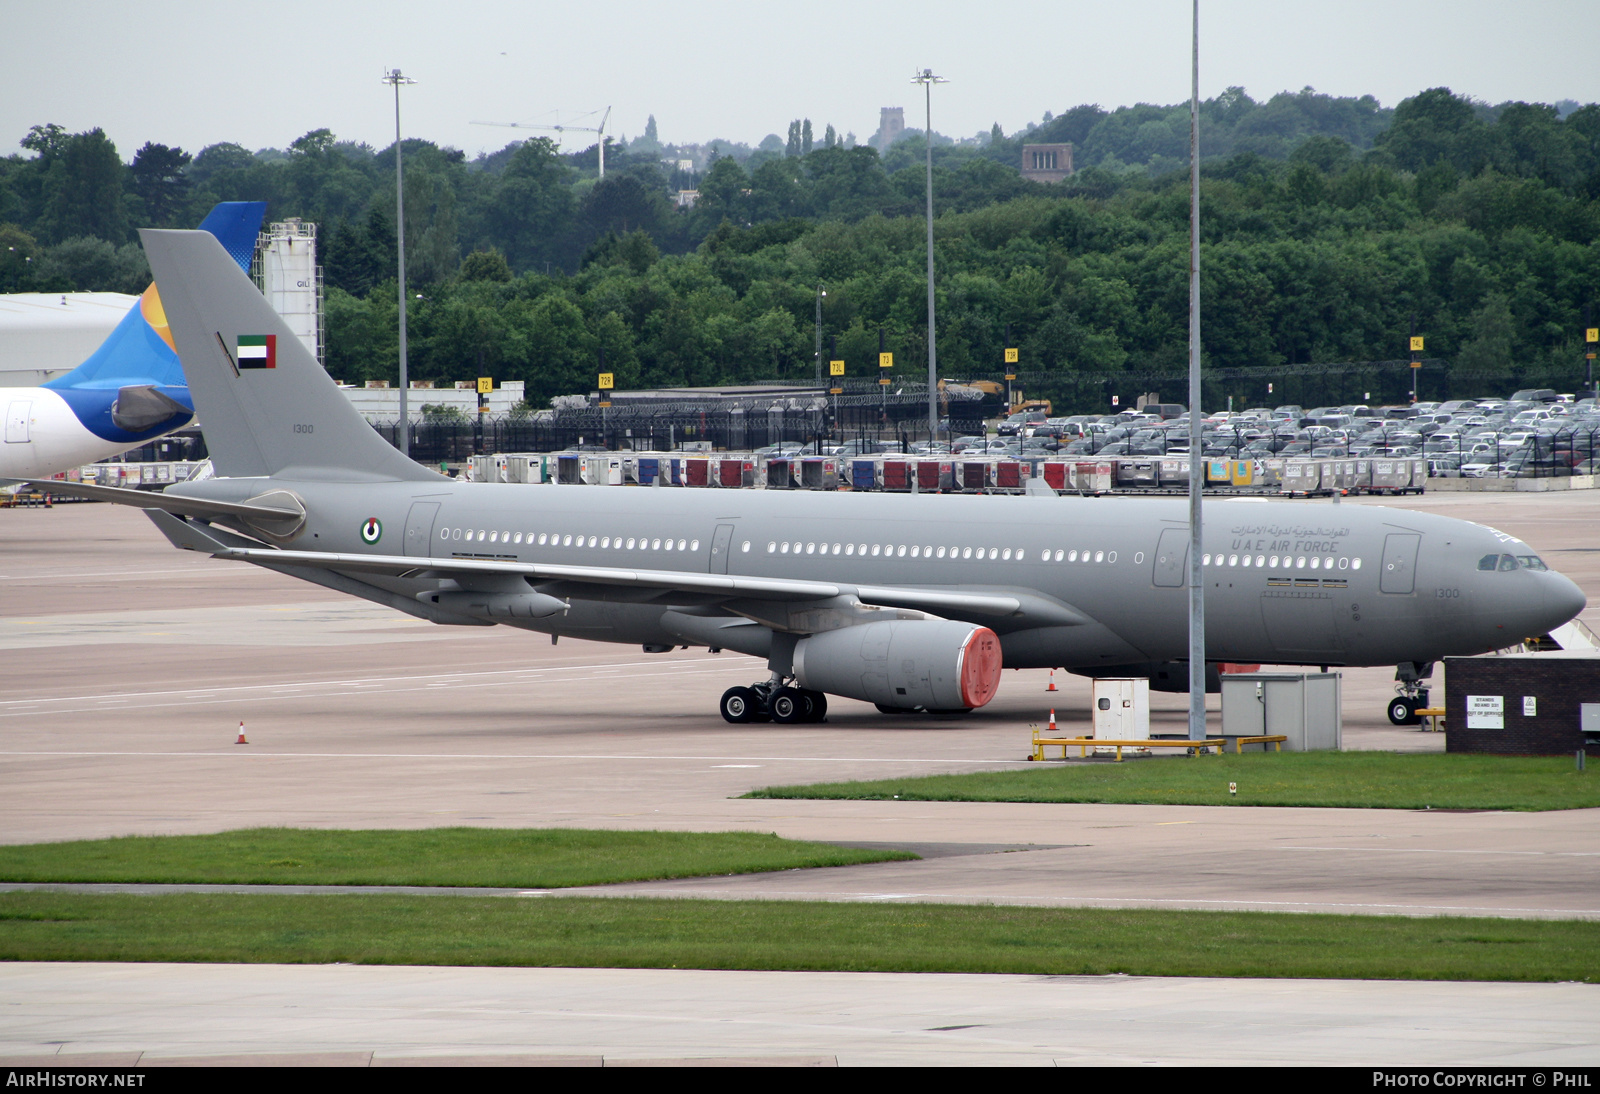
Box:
[0,828,913,888]
[0,891,1594,983]
[745,751,1600,811]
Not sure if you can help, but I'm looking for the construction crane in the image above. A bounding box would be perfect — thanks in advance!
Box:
[471,107,613,177]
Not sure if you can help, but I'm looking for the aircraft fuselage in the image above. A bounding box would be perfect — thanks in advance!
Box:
[172,475,1585,672]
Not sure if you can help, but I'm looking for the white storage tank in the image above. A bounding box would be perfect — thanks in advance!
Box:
[256,219,323,366]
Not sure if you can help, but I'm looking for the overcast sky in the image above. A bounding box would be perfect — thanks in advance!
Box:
[4,0,1596,161]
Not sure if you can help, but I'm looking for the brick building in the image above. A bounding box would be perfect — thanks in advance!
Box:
[1444,653,1600,754]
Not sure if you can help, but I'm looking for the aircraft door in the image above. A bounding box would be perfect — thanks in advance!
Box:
[1151,526,1188,587]
[709,524,735,574]
[4,400,30,443]
[1379,533,1421,594]
[402,501,441,558]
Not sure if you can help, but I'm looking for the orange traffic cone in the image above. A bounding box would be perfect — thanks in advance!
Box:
[236,721,248,745]
[1048,709,1057,733]
[1047,669,1058,692]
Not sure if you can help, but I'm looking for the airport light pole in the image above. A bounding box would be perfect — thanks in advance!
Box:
[383,68,416,457]
[1186,3,1207,742]
[814,283,826,388]
[913,68,946,443]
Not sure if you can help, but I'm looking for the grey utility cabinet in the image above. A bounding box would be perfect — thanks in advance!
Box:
[1220,672,1342,750]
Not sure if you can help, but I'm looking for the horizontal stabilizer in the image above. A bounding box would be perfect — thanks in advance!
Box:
[18,479,302,523]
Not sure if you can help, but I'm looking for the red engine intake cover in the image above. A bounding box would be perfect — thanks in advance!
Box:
[959,626,1003,708]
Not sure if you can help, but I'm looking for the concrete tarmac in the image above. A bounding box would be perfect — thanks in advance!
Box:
[2,491,1598,1064]
[1,962,1595,1067]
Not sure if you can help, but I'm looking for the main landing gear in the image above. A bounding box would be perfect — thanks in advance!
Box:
[719,679,829,724]
[1387,661,1434,725]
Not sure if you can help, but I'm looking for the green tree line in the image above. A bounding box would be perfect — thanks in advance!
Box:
[1,87,1597,410]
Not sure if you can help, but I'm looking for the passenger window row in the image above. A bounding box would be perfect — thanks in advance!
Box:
[439,527,700,553]
[1204,553,1360,571]
[759,540,1116,564]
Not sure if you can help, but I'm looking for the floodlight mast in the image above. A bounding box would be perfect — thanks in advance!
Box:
[1187,1,1206,741]
[472,107,613,177]
[912,68,947,442]
[382,68,416,457]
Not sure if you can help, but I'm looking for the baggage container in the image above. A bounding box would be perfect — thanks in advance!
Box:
[1370,459,1404,492]
[684,458,710,487]
[1281,459,1321,494]
[957,459,991,492]
[1157,457,1191,487]
[1116,460,1158,488]
[994,460,1026,491]
[798,457,839,490]
[1230,460,1254,487]
[766,457,795,489]
[848,458,876,491]
[504,455,533,483]
[1205,460,1232,485]
[556,454,583,484]
[582,455,623,485]
[1040,461,1068,492]
[882,460,910,491]
[1406,458,1427,491]
[1072,461,1113,493]
[915,459,950,492]
[722,458,754,487]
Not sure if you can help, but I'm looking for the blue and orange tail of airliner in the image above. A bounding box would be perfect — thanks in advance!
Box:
[40,201,267,444]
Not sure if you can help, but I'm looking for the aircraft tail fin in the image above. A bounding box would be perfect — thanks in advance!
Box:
[139,228,442,483]
[196,202,268,272]
[44,202,266,395]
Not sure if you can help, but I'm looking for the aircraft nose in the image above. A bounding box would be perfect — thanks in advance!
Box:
[1544,573,1587,632]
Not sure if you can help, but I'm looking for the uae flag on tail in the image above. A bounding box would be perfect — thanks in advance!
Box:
[238,334,276,369]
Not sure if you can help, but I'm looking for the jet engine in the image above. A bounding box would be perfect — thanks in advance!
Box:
[793,619,1002,711]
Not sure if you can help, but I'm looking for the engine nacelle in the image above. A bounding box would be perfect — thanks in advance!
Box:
[793,619,1002,711]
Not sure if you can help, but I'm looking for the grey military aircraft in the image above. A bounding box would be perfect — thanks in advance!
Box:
[33,230,1588,726]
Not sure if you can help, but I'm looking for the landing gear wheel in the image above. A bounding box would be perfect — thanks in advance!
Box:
[769,686,812,724]
[1387,696,1420,726]
[875,703,913,715]
[802,689,828,722]
[720,686,761,724]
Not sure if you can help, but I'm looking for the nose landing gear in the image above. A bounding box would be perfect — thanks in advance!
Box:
[719,679,829,724]
[1388,661,1434,725]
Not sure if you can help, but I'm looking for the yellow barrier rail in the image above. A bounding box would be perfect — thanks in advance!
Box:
[1028,728,1228,762]
[1231,734,1289,753]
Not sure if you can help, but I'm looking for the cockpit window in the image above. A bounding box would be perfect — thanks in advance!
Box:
[1482,552,1550,572]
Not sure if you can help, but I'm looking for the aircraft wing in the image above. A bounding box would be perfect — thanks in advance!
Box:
[211,545,1034,618]
[141,511,1081,624]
